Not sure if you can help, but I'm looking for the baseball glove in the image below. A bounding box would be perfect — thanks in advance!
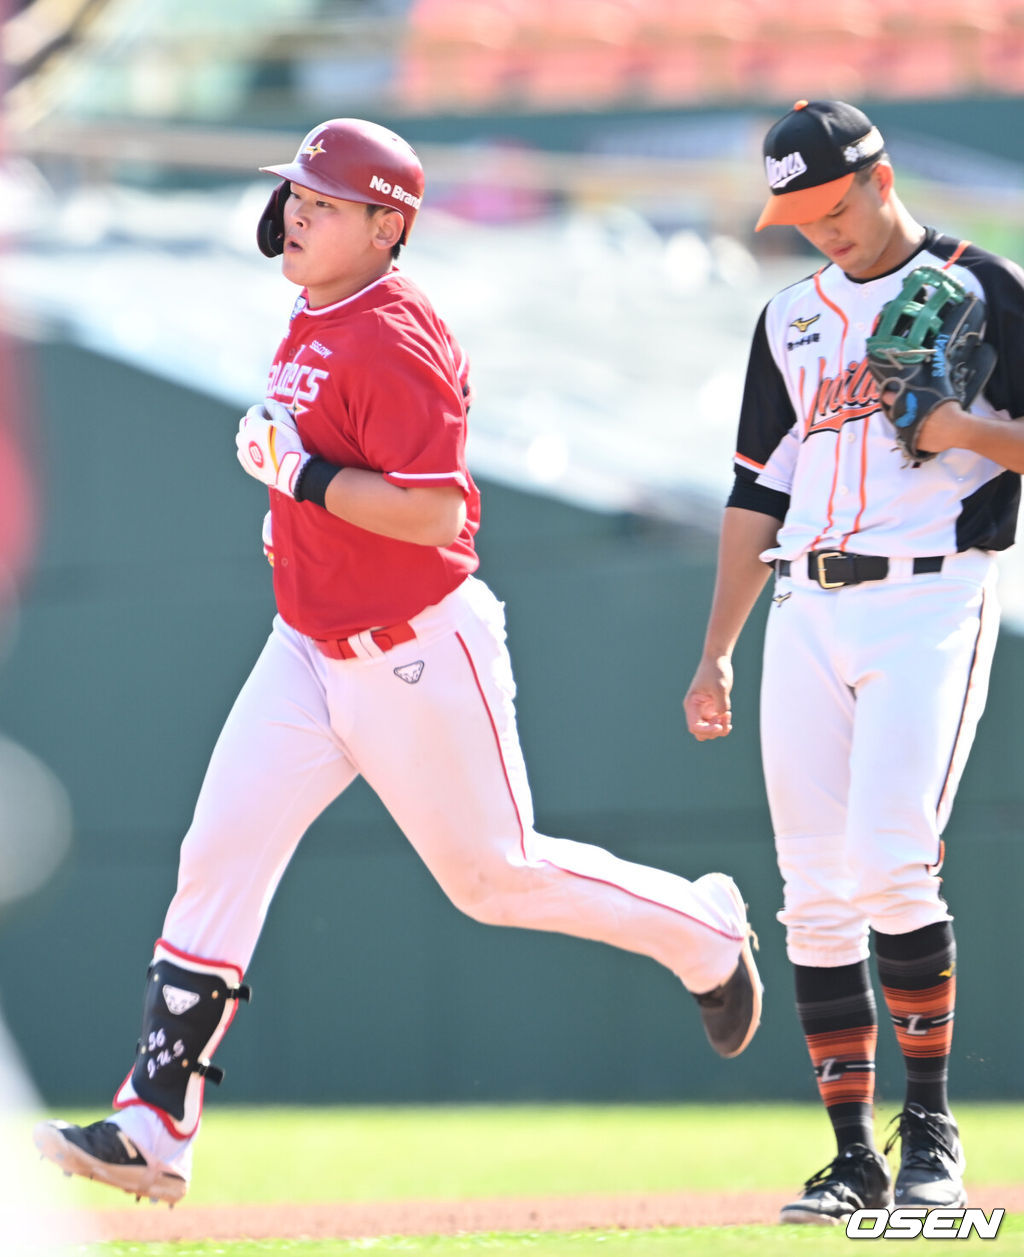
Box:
[866,266,997,465]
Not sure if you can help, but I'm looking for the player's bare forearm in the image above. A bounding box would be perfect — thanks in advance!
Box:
[322,469,466,545]
[683,506,781,741]
[699,507,781,657]
[918,400,1024,472]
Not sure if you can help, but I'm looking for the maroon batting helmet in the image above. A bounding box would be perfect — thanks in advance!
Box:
[256,118,425,257]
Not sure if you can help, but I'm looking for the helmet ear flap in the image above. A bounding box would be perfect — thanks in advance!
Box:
[257,180,290,258]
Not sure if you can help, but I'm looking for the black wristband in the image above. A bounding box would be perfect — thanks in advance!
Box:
[293,456,342,507]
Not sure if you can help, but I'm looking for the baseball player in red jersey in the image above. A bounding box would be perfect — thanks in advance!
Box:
[33,118,761,1205]
[685,100,1024,1226]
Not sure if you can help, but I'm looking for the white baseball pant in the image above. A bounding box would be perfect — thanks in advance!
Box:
[115,575,746,1168]
[760,550,999,968]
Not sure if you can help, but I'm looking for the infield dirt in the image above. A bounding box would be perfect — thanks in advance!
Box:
[52,1184,1024,1242]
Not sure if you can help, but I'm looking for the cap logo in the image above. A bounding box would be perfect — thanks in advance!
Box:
[766,151,808,190]
[842,127,884,166]
[301,140,326,159]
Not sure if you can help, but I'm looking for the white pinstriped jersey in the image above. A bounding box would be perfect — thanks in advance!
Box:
[730,230,1024,558]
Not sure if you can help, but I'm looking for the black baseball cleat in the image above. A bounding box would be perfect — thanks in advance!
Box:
[692,875,763,1058]
[885,1103,967,1208]
[33,1119,187,1205]
[779,1143,893,1225]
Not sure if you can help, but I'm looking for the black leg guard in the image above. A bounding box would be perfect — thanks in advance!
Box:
[113,939,251,1138]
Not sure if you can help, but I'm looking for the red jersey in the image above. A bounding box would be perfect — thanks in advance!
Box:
[265,271,480,638]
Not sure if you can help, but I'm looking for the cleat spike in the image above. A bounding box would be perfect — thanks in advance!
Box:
[34,1117,188,1206]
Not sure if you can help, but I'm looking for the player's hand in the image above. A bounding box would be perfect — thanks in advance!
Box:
[878,383,949,455]
[683,656,734,741]
[896,396,963,455]
[261,510,274,566]
[235,401,310,498]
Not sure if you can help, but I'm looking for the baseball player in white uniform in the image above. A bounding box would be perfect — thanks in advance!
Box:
[684,99,1024,1226]
[33,118,761,1206]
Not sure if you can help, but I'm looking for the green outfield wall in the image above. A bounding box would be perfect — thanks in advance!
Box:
[1,339,1021,1108]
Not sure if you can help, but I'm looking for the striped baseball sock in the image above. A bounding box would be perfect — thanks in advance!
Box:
[875,920,956,1116]
[794,960,878,1150]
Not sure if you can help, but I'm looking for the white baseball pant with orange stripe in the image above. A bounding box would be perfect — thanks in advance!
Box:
[761,550,999,969]
[114,574,746,1170]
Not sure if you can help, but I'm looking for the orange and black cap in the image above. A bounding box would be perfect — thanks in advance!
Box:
[755,100,885,231]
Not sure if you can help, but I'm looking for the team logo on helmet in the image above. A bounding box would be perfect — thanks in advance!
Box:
[302,140,326,158]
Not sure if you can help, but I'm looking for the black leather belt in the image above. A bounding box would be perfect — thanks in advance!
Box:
[775,551,945,589]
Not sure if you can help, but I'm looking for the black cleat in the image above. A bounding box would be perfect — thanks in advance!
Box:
[692,875,763,1058]
[780,1143,893,1225]
[885,1103,967,1209]
[33,1119,187,1205]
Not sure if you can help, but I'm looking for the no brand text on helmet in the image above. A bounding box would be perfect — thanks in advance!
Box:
[369,174,422,209]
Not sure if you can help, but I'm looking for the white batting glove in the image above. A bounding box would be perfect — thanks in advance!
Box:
[235,401,311,498]
[261,510,274,566]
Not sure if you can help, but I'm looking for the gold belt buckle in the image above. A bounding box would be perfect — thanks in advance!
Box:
[815,551,846,589]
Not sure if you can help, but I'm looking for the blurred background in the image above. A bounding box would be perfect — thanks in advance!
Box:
[1,0,1023,1127]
